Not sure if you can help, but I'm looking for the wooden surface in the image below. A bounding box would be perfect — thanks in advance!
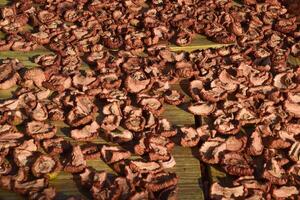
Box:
[0,1,300,199]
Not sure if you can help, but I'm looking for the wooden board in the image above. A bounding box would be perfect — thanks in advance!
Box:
[0,1,299,199]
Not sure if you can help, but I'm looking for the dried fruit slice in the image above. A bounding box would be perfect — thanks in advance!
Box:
[31,155,62,177]
[100,145,131,164]
[70,121,99,141]
[210,182,246,199]
[0,61,19,90]
[64,146,86,173]
[26,121,56,140]
[188,101,216,116]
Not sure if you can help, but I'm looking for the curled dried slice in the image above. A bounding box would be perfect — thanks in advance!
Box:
[199,138,226,164]
[129,160,162,174]
[214,114,241,135]
[188,101,216,116]
[0,61,19,90]
[124,115,146,132]
[14,139,38,167]
[1,5,16,18]
[224,135,247,152]
[23,68,46,87]
[221,153,253,176]
[159,155,176,169]
[211,31,236,44]
[125,71,151,93]
[11,40,38,52]
[263,158,288,185]
[101,115,122,132]
[157,119,177,138]
[189,80,203,101]
[78,168,95,189]
[0,39,13,51]
[201,86,228,103]
[289,164,300,185]
[145,172,178,192]
[179,127,201,147]
[105,129,133,143]
[43,74,72,92]
[265,137,291,149]
[70,121,99,141]
[100,145,131,164]
[34,54,61,68]
[273,72,297,91]
[175,31,192,46]
[139,97,163,116]
[236,108,259,125]
[67,104,97,127]
[274,17,297,34]
[24,32,50,45]
[210,182,246,199]
[233,176,270,193]
[64,10,80,22]
[143,111,156,129]
[31,155,62,177]
[287,93,300,103]
[102,35,123,49]
[42,137,70,155]
[37,10,57,24]
[0,159,12,175]
[163,90,185,105]
[289,142,300,162]
[28,187,56,200]
[72,73,99,91]
[102,102,122,116]
[0,123,24,142]
[47,104,64,121]
[146,135,174,161]
[175,60,195,78]
[272,186,299,199]
[26,121,56,140]
[81,143,101,160]
[291,42,300,57]
[64,145,86,173]
[14,178,49,195]
[29,102,48,121]
[284,100,300,118]
[247,129,264,156]
[100,73,122,90]
[133,137,147,155]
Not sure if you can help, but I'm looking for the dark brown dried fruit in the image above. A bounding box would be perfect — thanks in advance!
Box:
[42,137,70,155]
[64,145,86,173]
[210,182,246,199]
[100,145,131,164]
[163,90,185,106]
[70,121,99,141]
[145,172,178,192]
[31,155,62,177]
[179,127,201,147]
[26,121,56,140]
[0,60,20,90]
